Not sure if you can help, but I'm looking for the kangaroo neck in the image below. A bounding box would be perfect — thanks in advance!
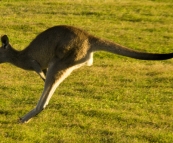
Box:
[9,49,32,70]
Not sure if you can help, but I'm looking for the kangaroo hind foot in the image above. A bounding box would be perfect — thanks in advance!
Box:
[20,59,79,123]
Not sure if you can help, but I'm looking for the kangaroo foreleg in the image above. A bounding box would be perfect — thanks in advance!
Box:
[20,61,77,123]
[42,69,47,76]
[37,71,46,82]
[31,60,46,81]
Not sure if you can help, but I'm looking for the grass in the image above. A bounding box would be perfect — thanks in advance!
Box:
[0,0,173,142]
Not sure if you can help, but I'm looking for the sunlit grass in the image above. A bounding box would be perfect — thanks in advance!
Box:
[0,0,173,142]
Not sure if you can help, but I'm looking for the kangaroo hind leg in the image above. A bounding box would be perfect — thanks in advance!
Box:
[20,60,78,123]
[86,52,93,66]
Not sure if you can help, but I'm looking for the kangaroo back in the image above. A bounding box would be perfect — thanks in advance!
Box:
[1,25,173,123]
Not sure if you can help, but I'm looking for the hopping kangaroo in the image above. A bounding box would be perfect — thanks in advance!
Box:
[1,25,173,123]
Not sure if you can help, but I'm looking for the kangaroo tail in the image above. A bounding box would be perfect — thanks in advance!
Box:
[90,36,173,60]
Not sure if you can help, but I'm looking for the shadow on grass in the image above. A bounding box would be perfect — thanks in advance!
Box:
[0,110,12,115]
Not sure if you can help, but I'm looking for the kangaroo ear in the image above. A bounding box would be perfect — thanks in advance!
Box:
[1,35,9,49]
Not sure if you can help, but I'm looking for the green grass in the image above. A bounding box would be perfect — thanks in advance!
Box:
[0,0,173,142]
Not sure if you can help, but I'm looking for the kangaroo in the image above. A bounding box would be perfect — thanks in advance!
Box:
[1,25,173,123]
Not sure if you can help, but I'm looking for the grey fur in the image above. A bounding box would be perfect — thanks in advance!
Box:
[0,25,173,123]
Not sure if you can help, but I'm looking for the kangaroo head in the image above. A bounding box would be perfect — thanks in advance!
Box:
[1,35,9,49]
[0,35,14,63]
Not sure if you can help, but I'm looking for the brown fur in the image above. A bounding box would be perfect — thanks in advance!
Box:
[0,25,173,123]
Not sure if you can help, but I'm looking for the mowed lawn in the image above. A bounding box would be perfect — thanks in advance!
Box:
[0,0,173,142]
